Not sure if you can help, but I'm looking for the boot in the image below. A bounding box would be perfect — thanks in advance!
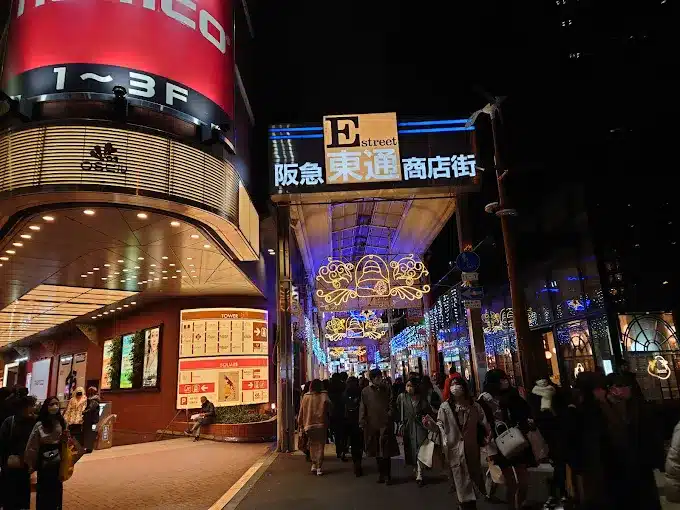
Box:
[353,460,363,477]
[383,458,392,485]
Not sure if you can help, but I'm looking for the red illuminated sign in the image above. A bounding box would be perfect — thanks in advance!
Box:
[3,0,234,125]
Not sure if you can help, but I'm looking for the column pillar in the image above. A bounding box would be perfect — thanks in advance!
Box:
[276,206,295,452]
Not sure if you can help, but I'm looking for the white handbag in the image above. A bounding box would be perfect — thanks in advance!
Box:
[494,421,529,459]
[417,437,436,468]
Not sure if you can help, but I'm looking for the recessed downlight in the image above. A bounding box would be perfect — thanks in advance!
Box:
[113,272,120,275]
[170,221,181,227]
[172,276,177,279]
[20,234,31,239]
[122,269,128,272]
[138,257,144,260]
[42,215,55,222]
[124,304,129,308]
[137,213,148,219]
[162,270,167,274]
[169,263,175,267]
[203,244,211,249]
[81,274,87,278]
[131,301,137,305]
[176,270,181,273]
[87,271,93,274]
[162,256,168,260]
[150,264,156,267]
[190,234,199,239]
[5,250,15,255]
[29,225,40,231]
[12,243,23,247]
[101,277,107,281]
[134,266,140,269]
[117,259,124,263]
[83,209,95,216]
[187,257,192,261]
[104,264,110,267]
[0,257,8,261]
[162,276,168,280]
[93,267,100,271]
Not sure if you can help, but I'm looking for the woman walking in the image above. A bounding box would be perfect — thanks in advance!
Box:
[298,379,331,476]
[396,376,433,486]
[478,369,535,510]
[438,377,490,509]
[25,397,68,510]
[82,387,101,453]
[63,387,87,446]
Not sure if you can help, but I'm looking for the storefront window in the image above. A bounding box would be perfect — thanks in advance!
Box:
[524,277,553,328]
[551,267,583,320]
[57,353,87,402]
[556,320,595,385]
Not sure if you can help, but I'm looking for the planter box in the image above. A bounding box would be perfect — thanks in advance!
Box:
[159,416,276,443]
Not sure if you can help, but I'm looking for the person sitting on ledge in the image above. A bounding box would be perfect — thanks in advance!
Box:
[185,397,216,441]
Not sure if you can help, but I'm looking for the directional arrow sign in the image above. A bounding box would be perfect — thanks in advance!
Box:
[460,286,484,300]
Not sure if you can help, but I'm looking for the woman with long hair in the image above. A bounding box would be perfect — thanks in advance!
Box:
[478,369,535,510]
[63,387,87,445]
[25,397,68,510]
[298,379,331,476]
[438,377,490,509]
[395,376,433,486]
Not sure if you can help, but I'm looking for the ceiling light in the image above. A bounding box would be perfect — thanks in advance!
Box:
[149,272,155,275]
[81,274,87,278]
[162,256,168,260]
[42,215,55,221]
[176,270,181,273]
[91,316,97,319]
[663,281,669,285]
[83,209,95,216]
[120,280,126,283]
[137,213,148,219]
[122,269,128,272]
[190,234,199,239]
[162,276,168,280]
[169,263,175,267]
[170,221,181,227]
[117,259,124,263]
[12,243,23,247]
[150,264,156,267]
[103,311,109,315]
[131,301,136,305]
[189,264,195,267]
[113,272,120,275]
[134,266,140,270]
[87,271,93,275]
[138,257,144,260]
[203,244,210,249]
[162,270,167,274]
[29,225,40,231]
[117,307,122,310]
[20,234,31,239]
[154,277,159,281]
[172,276,177,279]
[191,270,196,273]
[5,250,15,255]
[101,277,107,280]
[187,257,192,261]
[124,304,129,307]
[104,264,110,267]
[93,267,100,271]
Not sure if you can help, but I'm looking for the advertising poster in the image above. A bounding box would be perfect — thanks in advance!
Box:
[101,340,114,390]
[29,358,51,402]
[56,353,87,401]
[119,334,134,389]
[176,356,269,409]
[143,327,161,388]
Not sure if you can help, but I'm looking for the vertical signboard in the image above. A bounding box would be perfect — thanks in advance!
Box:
[119,334,134,389]
[143,326,161,388]
[323,113,402,185]
[177,308,269,409]
[101,340,114,390]
[29,359,51,402]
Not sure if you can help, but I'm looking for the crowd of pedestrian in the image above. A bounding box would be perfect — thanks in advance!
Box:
[0,385,101,510]
[296,365,670,510]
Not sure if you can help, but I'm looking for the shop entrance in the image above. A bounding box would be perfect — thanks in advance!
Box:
[556,320,595,386]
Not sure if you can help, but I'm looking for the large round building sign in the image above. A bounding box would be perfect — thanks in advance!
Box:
[2,0,234,126]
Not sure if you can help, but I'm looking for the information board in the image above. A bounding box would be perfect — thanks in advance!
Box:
[177,308,269,409]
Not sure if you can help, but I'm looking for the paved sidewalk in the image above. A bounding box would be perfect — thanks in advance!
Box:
[57,438,272,510]
[234,445,551,510]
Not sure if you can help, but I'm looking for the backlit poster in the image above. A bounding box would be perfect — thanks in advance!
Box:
[29,358,51,402]
[119,334,134,389]
[101,340,114,390]
[143,327,161,388]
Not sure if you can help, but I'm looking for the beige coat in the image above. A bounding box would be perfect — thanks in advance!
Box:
[298,391,330,432]
[437,400,489,504]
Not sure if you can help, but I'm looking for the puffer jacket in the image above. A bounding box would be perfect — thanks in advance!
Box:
[666,421,680,502]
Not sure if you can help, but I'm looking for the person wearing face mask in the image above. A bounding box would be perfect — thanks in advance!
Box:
[64,386,87,446]
[395,376,434,486]
[595,373,663,510]
[478,369,535,510]
[0,395,37,510]
[25,397,68,510]
[437,377,490,509]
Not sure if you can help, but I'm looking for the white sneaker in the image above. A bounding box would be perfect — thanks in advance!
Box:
[310,464,316,473]
[316,468,323,476]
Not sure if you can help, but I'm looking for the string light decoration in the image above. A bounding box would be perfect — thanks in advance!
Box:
[324,311,386,341]
[305,316,327,364]
[316,254,430,308]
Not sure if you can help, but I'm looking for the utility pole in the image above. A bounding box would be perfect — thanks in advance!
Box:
[470,101,542,387]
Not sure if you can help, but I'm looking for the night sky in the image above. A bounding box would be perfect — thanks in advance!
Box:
[251,0,678,306]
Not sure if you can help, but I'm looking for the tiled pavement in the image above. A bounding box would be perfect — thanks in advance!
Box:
[56,438,273,510]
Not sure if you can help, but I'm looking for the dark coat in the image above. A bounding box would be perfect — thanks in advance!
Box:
[82,395,100,451]
[359,385,399,458]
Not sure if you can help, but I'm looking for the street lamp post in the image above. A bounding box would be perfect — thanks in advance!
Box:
[469,100,541,387]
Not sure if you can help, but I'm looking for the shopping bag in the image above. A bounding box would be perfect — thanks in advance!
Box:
[297,431,308,452]
[60,440,75,482]
[494,421,529,459]
[527,429,549,463]
[417,438,436,468]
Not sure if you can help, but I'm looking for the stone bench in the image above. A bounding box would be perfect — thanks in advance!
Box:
[159,416,276,443]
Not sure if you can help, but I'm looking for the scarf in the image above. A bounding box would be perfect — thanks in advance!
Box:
[531,379,556,412]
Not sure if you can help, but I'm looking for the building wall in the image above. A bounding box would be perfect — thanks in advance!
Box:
[27,295,270,445]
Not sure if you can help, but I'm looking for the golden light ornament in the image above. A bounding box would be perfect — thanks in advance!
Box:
[324,311,387,342]
[315,254,430,309]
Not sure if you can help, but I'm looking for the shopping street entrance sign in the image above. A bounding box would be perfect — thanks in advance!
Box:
[269,115,479,198]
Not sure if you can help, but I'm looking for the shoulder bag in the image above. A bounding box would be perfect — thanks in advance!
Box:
[494,420,529,459]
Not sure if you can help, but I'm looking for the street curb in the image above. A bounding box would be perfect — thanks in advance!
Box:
[211,445,279,510]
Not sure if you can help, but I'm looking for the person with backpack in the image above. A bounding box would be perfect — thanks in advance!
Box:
[0,395,37,510]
